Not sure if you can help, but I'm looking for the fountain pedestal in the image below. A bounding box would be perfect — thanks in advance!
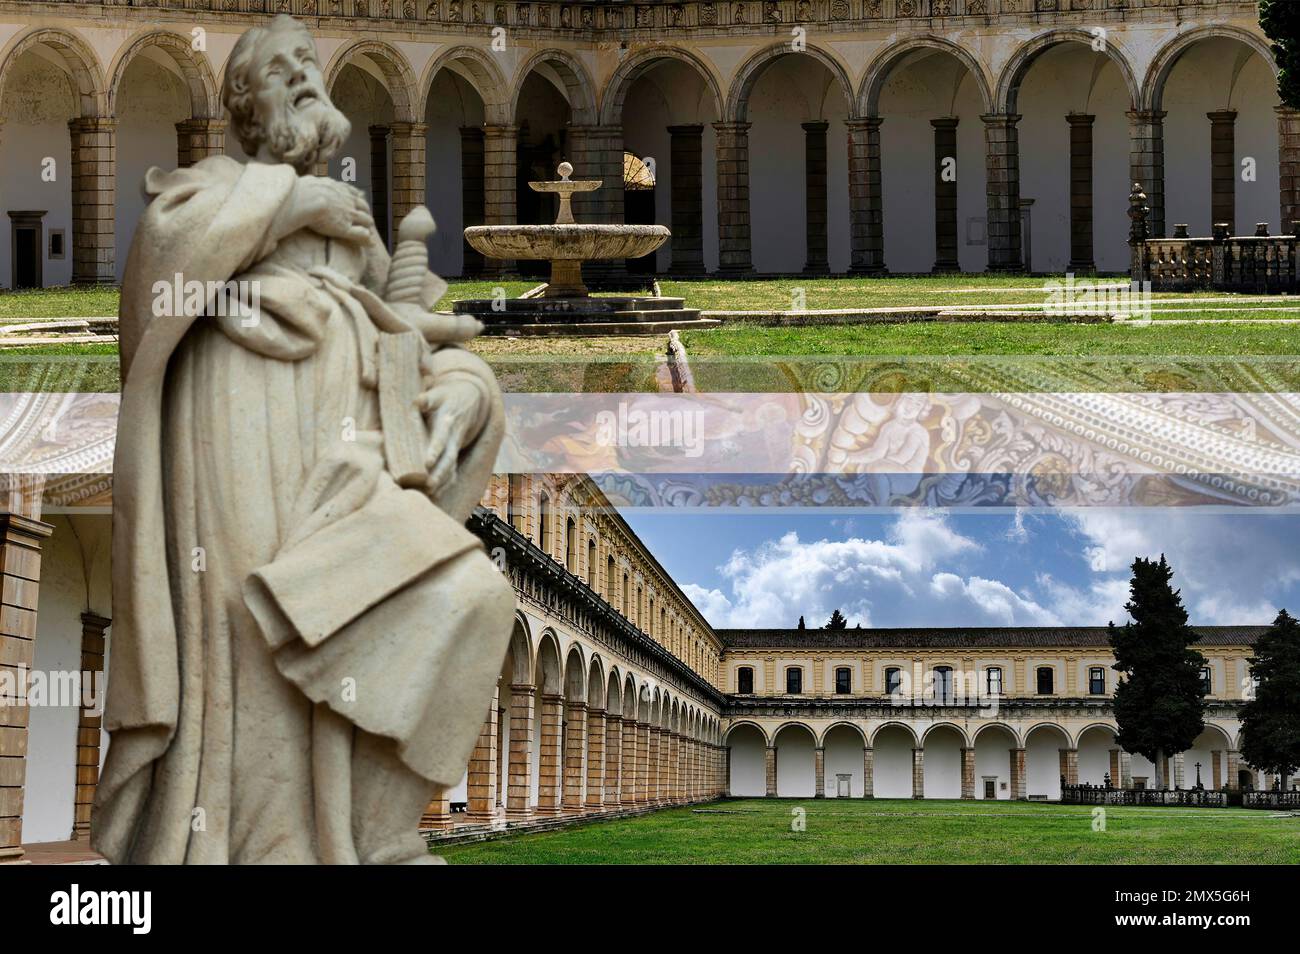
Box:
[452,163,719,335]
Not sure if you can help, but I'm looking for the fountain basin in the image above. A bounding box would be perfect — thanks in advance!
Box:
[463,224,669,263]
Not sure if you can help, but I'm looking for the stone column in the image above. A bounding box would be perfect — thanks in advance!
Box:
[1109,748,1122,789]
[562,699,587,812]
[680,735,691,801]
[764,744,777,796]
[982,114,1023,272]
[1010,747,1027,800]
[71,612,111,840]
[1128,109,1166,238]
[911,748,925,799]
[636,720,651,804]
[1278,107,1300,234]
[68,117,117,284]
[506,684,534,815]
[1211,750,1222,790]
[847,117,885,273]
[960,747,975,799]
[667,732,680,802]
[668,124,706,274]
[585,705,605,811]
[931,117,960,272]
[368,124,391,248]
[482,124,518,275]
[646,726,661,805]
[1225,750,1241,791]
[1062,747,1079,786]
[713,121,754,275]
[1208,110,1237,234]
[802,120,830,274]
[659,729,672,804]
[460,126,486,276]
[1067,113,1096,274]
[421,785,453,831]
[175,118,227,169]
[465,690,499,822]
[814,746,826,798]
[0,511,53,861]
[862,747,874,798]
[620,716,638,806]
[692,740,702,798]
[1119,750,1133,790]
[568,124,625,282]
[535,693,564,814]
[387,121,427,230]
[1172,751,1186,790]
[604,713,622,806]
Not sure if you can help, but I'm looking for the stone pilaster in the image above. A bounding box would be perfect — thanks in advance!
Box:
[911,748,924,799]
[0,513,53,860]
[1225,750,1240,791]
[483,124,518,275]
[1278,107,1300,234]
[1109,748,1121,789]
[388,121,427,230]
[421,786,452,831]
[1119,750,1133,790]
[568,124,626,282]
[1208,110,1237,234]
[862,746,874,798]
[72,612,111,840]
[1128,109,1167,238]
[931,117,960,272]
[1211,750,1222,790]
[175,118,227,170]
[562,700,586,812]
[813,745,825,797]
[506,684,534,816]
[982,114,1023,272]
[764,744,776,796]
[460,126,486,276]
[535,693,564,814]
[620,716,638,806]
[658,728,671,804]
[1067,113,1096,273]
[585,706,605,811]
[646,726,661,805]
[680,735,691,801]
[960,746,975,799]
[604,713,622,804]
[1172,751,1186,790]
[367,124,391,248]
[802,120,830,274]
[1062,747,1079,786]
[465,691,498,821]
[636,721,651,803]
[68,117,117,285]
[668,124,706,274]
[713,121,754,275]
[1010,747,1027,800]
[847,117,885,273]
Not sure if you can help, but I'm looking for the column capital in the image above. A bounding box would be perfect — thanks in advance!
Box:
[980,113,1022,127]
[1207,109,1239,124]
[388,120,429,136]
[1066,112,1096,126]
[483,123,519,139]
[711,121,752,134]
[1126,108,1167,124]
[67,116,118,133]
[667,123,704,136]
[801,120,830,134]
[845,116,884,131]
[367,123,391,136]
[930,116,960,130]
[541,691,566,704]
[80,611,111,632]
[509,682,535,693]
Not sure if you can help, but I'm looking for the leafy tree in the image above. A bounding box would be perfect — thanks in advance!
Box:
[825,609,848,630]
[1261,0,1300,108]
[1108,556,1206,789]
[1239,609,1300,791]
[797,615,806,630]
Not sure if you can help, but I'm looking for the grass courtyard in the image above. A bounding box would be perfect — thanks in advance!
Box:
[436,797,1300,865]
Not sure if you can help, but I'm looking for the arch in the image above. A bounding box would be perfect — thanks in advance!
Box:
[108,29,219,119]
[1197,722,1235,751]
[586,655,606,709]
[0,27,107,119]
[598,45,724,126]
[972,722,1021,747]
[771,721,816,744]
[995,28,1140,115]
[1142,25,1278,112]
[921,721,971,747]
[503,613,534,685]
[605,667,622,715]
[1023,721,1072,744]
[621,673,638,720]
[725,41,856,123]
[870,720,919,748]
[419,44,510,125]
[534,630,563,695]
[509,48,597,125]
[323,39,419,123]
[858,35,993,117]
[817,720,867,748]
[1072,721,1119,748]
[725,720,769,747]
[562,644,585,701]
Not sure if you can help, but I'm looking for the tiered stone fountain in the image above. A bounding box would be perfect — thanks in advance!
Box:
[453,163,717,335]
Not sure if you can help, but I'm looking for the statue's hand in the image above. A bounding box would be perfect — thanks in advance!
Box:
[292,176,373,243]
[416,376,484,496]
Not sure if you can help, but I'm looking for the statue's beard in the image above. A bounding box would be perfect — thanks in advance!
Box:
[263,101,351,174]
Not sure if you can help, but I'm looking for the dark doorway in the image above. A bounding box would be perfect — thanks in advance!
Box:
[8,211,46,289]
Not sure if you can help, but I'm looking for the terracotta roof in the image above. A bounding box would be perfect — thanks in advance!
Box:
[715,626,1267,650]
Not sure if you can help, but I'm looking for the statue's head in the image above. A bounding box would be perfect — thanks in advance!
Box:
[222,15,350,174]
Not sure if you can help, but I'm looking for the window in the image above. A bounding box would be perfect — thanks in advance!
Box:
[737,666,754,694]
[1089,667,1106,695]
[586,539,596,586]
[1200,667,1212,696]
[786,668,803,694]
[539,494,551,552]
[986,667,1003,697]
[565,517,577,570]
[935,670,956,707]
[1036,666,1054,695]
[884,667,902,695]
[835,667,851,694]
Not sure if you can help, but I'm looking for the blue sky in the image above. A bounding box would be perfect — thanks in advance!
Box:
[620,509,1300,629]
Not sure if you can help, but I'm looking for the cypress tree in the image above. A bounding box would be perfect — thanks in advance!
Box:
[1261,0,1300,109]
[825,609,848,630]
[1239,609,1300,792]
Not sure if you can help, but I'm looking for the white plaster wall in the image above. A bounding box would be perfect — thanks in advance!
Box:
[727,724,766,796]
[922,727,962,799]
[774,725,815,797]
[1025,728,1067,799]
[973,730,1013,799]
[1077,727,1114,785]
[328,64,394,236]
[823,726,863,797]
[114,58,190,282]
[424,69,484,276]
[873,725,913,798]
[0,53,76,288]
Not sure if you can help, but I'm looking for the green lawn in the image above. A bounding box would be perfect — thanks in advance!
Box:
[436,797,1300,865]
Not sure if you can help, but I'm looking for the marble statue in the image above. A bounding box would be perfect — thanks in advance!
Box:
[92,14,516,864]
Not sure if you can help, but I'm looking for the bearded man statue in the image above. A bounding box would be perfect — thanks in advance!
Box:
[92,14,515,864]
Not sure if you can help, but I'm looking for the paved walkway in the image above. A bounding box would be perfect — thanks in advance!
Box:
[18,839,106,865]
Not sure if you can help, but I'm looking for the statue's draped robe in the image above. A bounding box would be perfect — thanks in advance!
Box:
[93,156,514,864]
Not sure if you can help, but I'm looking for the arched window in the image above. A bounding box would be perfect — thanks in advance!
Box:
[538,493,551,552]
[834,667,851,694]
[737,666,754,694]
[635,584,643,627]
[622,573,630,617]
[1036,666,1054,695]
[565,517,577,570]
[606,556,615,602]
[884,667,902,695]
[1089,667,1106,695]
[785,667,803,695]
[507,474,526,533]
[586,538,597,586]
[986,667,1003,697]
[933,666,954,704]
